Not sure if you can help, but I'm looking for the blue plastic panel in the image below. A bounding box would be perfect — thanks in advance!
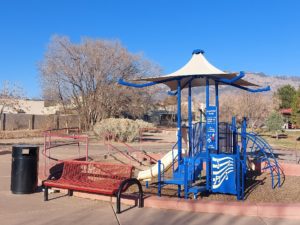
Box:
[206,106,217,150]
[211,154,237,195]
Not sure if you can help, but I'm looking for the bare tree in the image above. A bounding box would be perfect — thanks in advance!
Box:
[220,91,276,129]
[39,36,161,130]
[0,81,24,116]
[159,96,177,126]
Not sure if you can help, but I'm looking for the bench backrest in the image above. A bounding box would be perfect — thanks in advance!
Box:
[60,161,133,182]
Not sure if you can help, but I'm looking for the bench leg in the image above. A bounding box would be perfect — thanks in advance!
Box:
[116,196,121,214]
[44,186,48,201]
[116,178,144,214]
[68,190,73,197]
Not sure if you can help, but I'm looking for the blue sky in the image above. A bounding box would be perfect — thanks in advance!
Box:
[0,0,300,98]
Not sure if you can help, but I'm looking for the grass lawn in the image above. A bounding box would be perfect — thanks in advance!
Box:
[259,130,300,151]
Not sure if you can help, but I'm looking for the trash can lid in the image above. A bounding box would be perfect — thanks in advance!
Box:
[12,144,39,148]
[12,144,39,157]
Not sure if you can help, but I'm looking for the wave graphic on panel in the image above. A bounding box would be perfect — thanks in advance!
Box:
[212,156,234,189]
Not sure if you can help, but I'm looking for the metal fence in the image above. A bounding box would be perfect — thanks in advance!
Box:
[192,122,234,155]
[218,122,233,154]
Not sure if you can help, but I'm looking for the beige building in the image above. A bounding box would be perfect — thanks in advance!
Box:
[1,99,60,115]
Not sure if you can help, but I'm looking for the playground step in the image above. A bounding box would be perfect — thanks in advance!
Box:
[194,152,207,159]
[163,178,185,185]
[188,185,206,197]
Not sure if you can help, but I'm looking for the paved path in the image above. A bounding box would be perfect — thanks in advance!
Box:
[1,146,300,225]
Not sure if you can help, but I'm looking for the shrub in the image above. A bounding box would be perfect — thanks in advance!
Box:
[93,118,154,142]
[265,111,284,132]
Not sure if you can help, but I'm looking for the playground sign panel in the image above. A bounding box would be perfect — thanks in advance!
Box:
[206,106,217,150]
[211,154,237,195]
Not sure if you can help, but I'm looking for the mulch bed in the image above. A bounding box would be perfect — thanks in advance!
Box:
[129,173,300,203]
[92,152,300,203]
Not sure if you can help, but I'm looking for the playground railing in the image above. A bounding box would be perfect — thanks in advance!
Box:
[42,127,89,179]
[171,140,178,174]
[192,122,206,157]
[103,132,158,167]
[103,132,139,165]
[243,132,282,188]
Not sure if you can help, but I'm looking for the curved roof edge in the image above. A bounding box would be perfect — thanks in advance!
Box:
[132,50,258,90]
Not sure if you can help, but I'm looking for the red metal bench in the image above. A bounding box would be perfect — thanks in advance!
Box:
[43,160,143,213]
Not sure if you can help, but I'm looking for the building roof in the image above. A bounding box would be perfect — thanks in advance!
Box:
[280,108,292,115]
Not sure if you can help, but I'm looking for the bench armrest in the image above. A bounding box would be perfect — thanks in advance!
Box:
[116,178,143,214]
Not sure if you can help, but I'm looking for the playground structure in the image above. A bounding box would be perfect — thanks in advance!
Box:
[40,50,283,201]
[119,49,283,200]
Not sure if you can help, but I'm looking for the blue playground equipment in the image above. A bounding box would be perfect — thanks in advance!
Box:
[119,50,282,200]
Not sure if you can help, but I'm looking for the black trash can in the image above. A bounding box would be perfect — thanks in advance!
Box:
[11,145,39,194]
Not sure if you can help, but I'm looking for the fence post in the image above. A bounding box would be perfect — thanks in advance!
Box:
[78,116,82,131]
[0,113,6,131]
[55,115,59,129]
[29,114,35,130]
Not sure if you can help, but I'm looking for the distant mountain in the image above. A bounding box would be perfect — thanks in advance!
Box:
[242,72,300,92]
[208,72,300,95]
[155,72,300,101]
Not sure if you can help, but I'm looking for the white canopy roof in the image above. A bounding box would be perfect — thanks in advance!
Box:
[135,50,258,91]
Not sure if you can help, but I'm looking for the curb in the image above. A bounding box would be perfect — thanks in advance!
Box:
[40,162,300,219]
[71,191,300,220]
[280,163,300,176]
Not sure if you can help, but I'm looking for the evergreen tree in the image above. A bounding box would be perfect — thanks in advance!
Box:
[276,85,296,109]
[291,87,300,127]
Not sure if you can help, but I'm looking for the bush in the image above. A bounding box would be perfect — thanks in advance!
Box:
[265,111,284,132]
[93,118,154,142]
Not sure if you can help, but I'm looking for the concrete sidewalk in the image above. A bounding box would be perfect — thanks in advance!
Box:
[0,148,299,225]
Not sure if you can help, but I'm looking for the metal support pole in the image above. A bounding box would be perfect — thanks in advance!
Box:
[236,146,241,200]
[205,78,210,191]
[242,118,247,157]
[177,79,182,163]
[188,81,193,157]
[158,160,161,196]
[206,79,210,108]
[43,132,47,178]
[215,81,219,153]
[232,116,237,154]
[184,158,188,199]
[232,117,241,200]
[241,117,247,200]
[200,106,203,153]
